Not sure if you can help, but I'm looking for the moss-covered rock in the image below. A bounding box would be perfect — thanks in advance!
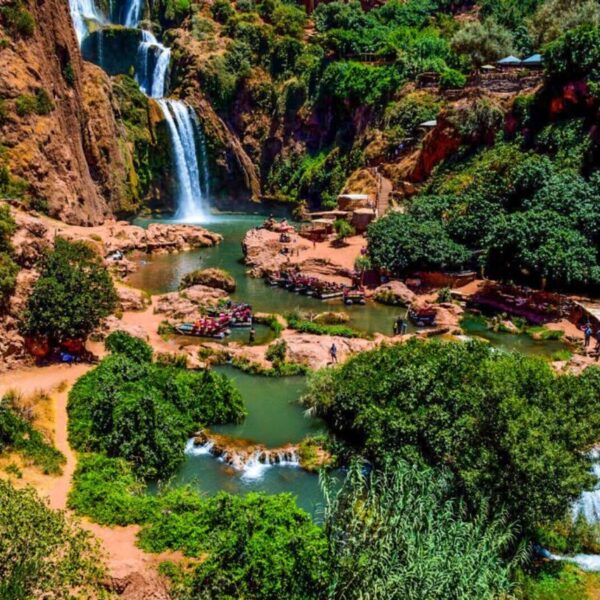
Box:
[81,26,142,76]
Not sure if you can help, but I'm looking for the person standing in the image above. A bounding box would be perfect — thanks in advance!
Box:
[249,327,256,344]
[585,323,593,349]
[330,343,338,364]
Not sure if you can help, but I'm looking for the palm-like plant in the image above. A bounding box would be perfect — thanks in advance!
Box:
[322,460,526,600]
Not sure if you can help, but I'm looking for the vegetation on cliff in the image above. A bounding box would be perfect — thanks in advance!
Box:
[0,204,18,307]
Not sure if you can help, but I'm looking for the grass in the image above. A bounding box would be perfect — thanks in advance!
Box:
[286,312,366,339]
[0,392,65,475]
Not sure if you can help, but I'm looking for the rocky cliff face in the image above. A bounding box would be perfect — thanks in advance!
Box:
[0,0,130,224]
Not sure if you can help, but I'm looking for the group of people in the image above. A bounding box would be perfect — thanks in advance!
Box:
[583,322,600,354]
[393,317,409,336]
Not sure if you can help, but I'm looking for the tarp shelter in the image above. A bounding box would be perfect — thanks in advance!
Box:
[419,120,437,128]
[497,55,522,67]
[481,64,496,71]
[522,54,543,67]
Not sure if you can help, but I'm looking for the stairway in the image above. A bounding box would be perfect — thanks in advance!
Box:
[375,171,393,217]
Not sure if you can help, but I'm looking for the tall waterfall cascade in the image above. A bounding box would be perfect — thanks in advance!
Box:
[69,0,105,42]
[68,0,211,221]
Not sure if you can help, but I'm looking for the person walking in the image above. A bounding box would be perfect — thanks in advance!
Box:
[330,343,338,364]
[584,323,593,349]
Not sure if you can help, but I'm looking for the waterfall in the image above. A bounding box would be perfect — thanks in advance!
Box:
[158,99,209,222]
[573,453,600,524]
[135,31,171,97]
[69,0,212,220]
[69,0,105,43]
[123,0,144,27]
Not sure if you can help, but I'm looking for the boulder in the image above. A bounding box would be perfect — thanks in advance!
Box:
[180,268,236,293]
[117,286,149,312]
[154,285,228,321]
[374,281,417,306]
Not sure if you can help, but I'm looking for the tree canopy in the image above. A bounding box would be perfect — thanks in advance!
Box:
[303,339,600,534]
[20,238,117,345]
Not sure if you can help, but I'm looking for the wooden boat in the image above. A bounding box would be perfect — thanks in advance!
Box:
[408,306,437,327]
[174,322,230,339]
[344,288,366,305]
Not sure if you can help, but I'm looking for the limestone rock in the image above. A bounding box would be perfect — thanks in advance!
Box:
[180,268,236,293]
[117,286,149,312]
[154,285,228,321]
[374,281,417,306]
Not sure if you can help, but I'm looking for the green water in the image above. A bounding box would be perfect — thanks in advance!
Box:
[173,366,329,514]
[460,312,568,358]
[128,215,407,337]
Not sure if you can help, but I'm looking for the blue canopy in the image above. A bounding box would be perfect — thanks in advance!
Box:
[523,54,543,65]
[497,55,522,65]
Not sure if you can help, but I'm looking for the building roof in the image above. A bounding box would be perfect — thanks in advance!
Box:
[481,64,496,70]
[419,119,437,128]
[497,55,522,65]
[523,53,543,65]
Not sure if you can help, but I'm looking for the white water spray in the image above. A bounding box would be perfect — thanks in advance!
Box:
[158,99,209,222]
[123,0,144,27]
[69,0,105,43]
[136,31,171,98]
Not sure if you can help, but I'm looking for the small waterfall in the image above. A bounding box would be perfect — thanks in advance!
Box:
[157,99,209,222]
[135,31,171,97]
[573,455,600,523]
[123,0,144,27]
[184,438,214,456]
[69,0,105,43]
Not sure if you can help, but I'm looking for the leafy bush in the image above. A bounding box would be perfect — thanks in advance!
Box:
[21,238,117,346]
[367,212,470,275]
[0,480,105,598]
[0,252,18,308]
[0,1,35,37]
[68,353,245,479]
[303,339,600,534]
[0,394,65,474]
[334,218,355,241]
[451,17,515,67]
[68,453,155,525]
[105,330,153,363]
[265,338,287,363]
[139,491,329,599]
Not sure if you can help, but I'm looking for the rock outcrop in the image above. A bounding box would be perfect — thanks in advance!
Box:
[0,0,122,224]
[154,285,228,321]
[180,268,236,293]
[373,281,417,306]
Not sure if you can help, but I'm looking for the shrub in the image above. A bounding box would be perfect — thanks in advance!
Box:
[439,67,467,90]
[0,394,65,474]
[286,313,363,338]
[334,218,355,241]
[14,89,53,117]
[211,0,234,23]
[303,339,600,534]
[0,480,105,597]
[105,330,153,363]
[0,252,18,308]
[20,238,117,346]
[265,338,287,363]
[140,491,329,598]
[0,2,35,37]
[68,353,245,479]
[451,17,515,67]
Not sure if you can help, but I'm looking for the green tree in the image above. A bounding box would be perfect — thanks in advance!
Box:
[367,212,470,274]
[451,18,515,67]
[334,218,355,242]
[303,339,600,534]
[68,343,245,480]
[20,238,117,346]
[0,480,104,598]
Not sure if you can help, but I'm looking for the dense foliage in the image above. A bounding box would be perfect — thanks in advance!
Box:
[0,393,65,474]
[68,333,245,479]
[0,480,104,599]
[303,339,600,534]
[368,140,600,290]
[21,238,117,345]
[323,461,520,599]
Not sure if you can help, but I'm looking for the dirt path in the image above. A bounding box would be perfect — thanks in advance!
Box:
[0,364,171,594]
